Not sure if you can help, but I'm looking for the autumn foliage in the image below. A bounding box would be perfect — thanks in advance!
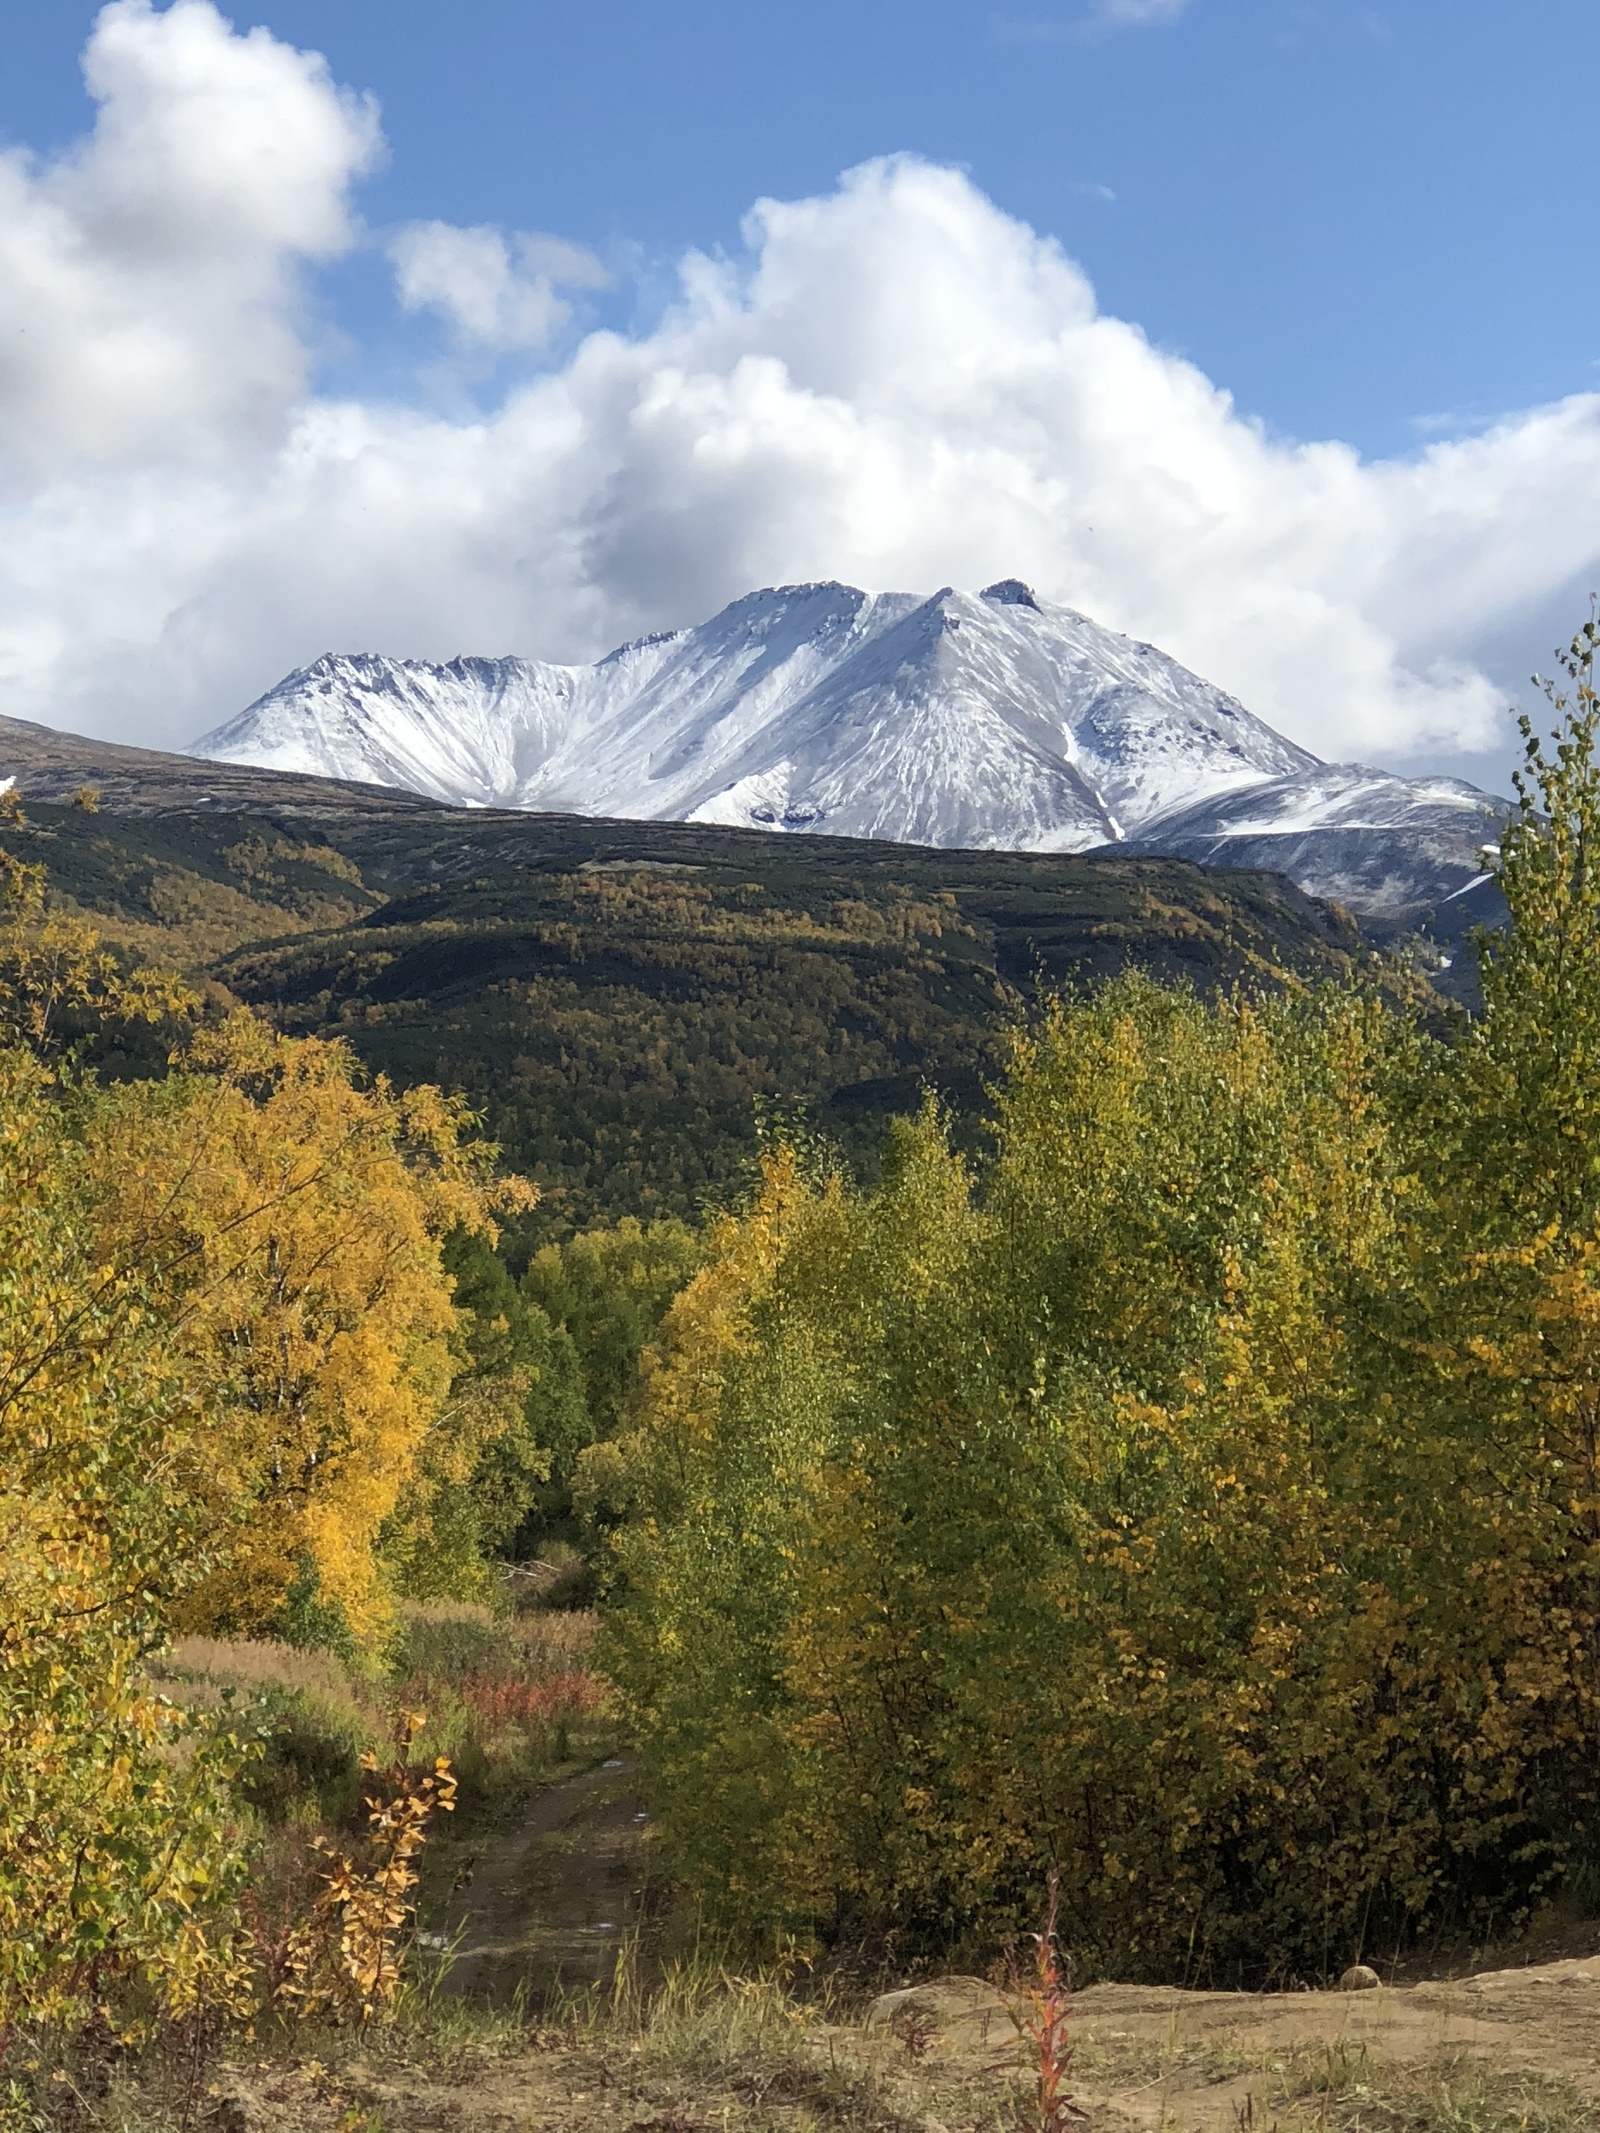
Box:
[0,814,530,2038]
[282,1714,458,2024]
[94,1012,532,1644]
[602,622,1600,1983]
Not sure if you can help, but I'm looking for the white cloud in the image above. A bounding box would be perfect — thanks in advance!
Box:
[0,0,379,473]
[992,2,1187,36]
[2,5,1600,777]
[388,221,609,350]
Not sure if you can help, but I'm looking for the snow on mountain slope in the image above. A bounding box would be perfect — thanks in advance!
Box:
[190,578,1509,914]
[188,639,682,807]
[192,580,1312,851]
[1120,765,1508,916]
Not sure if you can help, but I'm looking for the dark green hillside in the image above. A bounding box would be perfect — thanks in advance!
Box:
[0,797,383,954]
[220,868,1005,1224]
[0,719,1432,1235]
[217,835,1409,1236]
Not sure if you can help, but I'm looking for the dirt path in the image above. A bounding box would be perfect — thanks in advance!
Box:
[430,1756,651,2004]
[1063,1959,1600,2129]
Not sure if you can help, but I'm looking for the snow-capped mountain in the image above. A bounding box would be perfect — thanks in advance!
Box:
[191,579,1508,915]
[192,581,1313,849]
[1117,766,1506,916]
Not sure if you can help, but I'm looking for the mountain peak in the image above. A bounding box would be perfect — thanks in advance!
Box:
[190,581,1509,912]
[981,578,1042,611]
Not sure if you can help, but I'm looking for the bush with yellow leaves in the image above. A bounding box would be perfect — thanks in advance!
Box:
[281,1714,457,2024]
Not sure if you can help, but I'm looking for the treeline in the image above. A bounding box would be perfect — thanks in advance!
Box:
[599,622,1600,1984]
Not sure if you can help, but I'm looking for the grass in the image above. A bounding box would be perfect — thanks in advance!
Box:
[199,1963,1600,2133]
[200,1945,990,2133]
[1014,2004,1600,2133]
[157,1637,364,1702]
[1270,2048,1591,2133]
[152,1634,383,1824]
[1073,2030,1597,2133]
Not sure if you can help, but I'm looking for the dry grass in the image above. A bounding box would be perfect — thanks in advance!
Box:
[1071,2022,1597,2133]
[1272,2047,1590,2132]
[515,1607,599,1666]
[146,1614,613,1840]
[397,1599,496,1621]
[26,1949,1600,2133]
[196,1963,1600,2133]
[151,1608,599,1697]
[153,1636,368,1704]
[390,1599,597,1680]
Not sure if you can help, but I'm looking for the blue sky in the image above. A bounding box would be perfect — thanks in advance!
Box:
[3,0,1590,461]
[0,0,1596,777]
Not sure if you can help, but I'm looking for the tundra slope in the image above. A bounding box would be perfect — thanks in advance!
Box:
[192,579,1509,917]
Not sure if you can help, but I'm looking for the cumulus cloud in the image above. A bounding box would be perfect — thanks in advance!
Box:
[0,0,379,472]
[2,2,1600,774]
[388,222,609,350]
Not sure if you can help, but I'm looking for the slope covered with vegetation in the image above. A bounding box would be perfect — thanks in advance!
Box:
[0,756,1419,1238]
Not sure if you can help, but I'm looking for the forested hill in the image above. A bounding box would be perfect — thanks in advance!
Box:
[1,714,1432,1238]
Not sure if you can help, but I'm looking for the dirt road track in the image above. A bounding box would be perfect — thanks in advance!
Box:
[433,1756,649,2004]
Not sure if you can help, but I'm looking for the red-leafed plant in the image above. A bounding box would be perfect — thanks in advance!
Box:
[1010,1871,1081,2133]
